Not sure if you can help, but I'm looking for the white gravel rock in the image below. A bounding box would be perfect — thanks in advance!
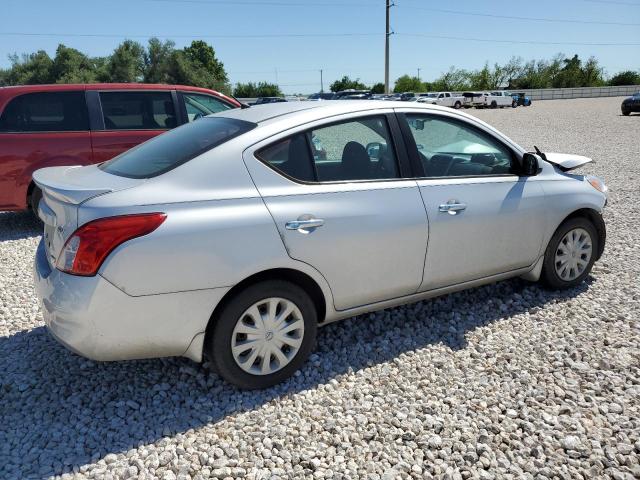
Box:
[0,97,638,479]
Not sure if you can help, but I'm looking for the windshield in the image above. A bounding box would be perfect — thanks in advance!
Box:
[99,117,256,179]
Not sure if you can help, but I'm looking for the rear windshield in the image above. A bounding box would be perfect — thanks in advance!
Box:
[99,117,256,178]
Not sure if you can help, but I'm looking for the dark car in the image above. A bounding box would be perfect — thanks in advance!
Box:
[333,89,372,100]
[0,83,240,212]
[512,92,532,107]
[253,97,287,105]
[621,92,640,116]
[307,92,336,100]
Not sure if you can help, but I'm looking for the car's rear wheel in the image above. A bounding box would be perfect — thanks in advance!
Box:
[491,101,498,109]
[207,280,317,389]
[622,110,630,116]
[541,217,598,289]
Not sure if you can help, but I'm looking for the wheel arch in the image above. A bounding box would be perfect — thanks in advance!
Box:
[203,267,328,350]
[557,208,606,260]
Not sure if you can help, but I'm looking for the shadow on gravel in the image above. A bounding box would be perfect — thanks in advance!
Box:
[0,211,42,241]
[0,275,590,479]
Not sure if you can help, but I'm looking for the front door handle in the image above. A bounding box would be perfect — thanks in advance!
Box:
[285,218,325,232]
[439,201,467,215]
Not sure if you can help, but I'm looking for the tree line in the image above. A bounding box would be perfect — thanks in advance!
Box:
[1,44,637,96]
[0,39,231,94]
[333,54,639,94]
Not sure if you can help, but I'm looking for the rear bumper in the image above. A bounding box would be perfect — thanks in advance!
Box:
[33,239,227,362]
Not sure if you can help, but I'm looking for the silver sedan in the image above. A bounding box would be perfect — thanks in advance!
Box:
[33,101,608,389]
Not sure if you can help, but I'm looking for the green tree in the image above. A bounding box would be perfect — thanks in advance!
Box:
[609,70,640,86]
[3,51,54,85]
[370,82,385,94]
[233,81,282,97]
[431,67,470,91]
[143,38,175,83]
[166,40,230,93]
[51,44,98,83]
[102,40,145,82]
[329,75,368,92]
[393,75,424,93]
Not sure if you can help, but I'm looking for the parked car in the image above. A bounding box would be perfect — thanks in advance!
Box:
[33,101,607,389]
[0,83,240,212]
[462,91,486,108]
[254,97,287,105]
[333,89,372,100]
[512,92,532,107]
[422,92,465,109]
[621,91,640,115]
[485,91,517,108]
[307,92,336,101]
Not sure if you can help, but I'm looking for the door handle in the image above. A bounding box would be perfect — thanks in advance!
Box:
[439,202,467,215]
[285,218,325,231]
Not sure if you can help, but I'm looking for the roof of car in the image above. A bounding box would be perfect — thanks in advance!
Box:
[218,100,450,124]
[0,83,239,106]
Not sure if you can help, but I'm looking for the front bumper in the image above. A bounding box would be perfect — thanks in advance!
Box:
[33,240,227,362]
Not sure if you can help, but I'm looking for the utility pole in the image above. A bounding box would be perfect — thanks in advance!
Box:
[417,68,421,82]
[320,69,324,92]
[384,0,391,94]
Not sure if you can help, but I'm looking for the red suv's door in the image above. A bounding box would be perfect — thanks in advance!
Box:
[0,90,92,210]
[90,90,178,163]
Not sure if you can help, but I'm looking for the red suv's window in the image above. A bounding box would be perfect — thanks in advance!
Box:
[0,91,88,132]
[99,91,177,130]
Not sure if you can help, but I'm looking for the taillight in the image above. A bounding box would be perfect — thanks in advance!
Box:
[56,213,166,276]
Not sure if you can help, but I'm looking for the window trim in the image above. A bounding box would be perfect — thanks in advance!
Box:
[96,89,179,132]
[396,111,525,180]
[0,90,90,134]
[254,113,411,185]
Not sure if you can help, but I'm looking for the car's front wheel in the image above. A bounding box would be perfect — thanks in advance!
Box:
[207,280,317,389]
[541,217,598,289]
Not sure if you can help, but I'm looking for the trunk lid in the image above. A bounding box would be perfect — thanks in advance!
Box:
[33,165,142,264]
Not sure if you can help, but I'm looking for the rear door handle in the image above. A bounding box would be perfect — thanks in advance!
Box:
[285,218,325,231]
[439,202,467,215]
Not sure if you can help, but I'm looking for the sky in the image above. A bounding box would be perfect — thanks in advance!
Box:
[1,0,639,94]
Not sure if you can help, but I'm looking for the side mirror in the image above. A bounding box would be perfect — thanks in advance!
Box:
[521,153,540,176]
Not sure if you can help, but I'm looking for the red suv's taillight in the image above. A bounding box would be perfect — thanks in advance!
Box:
[56,213,166,276]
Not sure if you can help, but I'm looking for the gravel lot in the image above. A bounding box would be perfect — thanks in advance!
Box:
[1,97,638,480]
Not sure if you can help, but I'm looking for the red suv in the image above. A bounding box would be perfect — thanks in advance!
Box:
[0,83,240,211]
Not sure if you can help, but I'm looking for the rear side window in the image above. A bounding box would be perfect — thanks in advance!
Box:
[183,92,234,122]
[0,91,88,132]
[99,91,177,130]
[99,117,256,178]
[257,116,400,183]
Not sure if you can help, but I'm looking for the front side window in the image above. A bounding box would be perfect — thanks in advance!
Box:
[257,116,400,183]
[403,114,516,177]
[183,92,233,122]
[99,117,255,178]
[0,91,88,132]
[99,91,176,130]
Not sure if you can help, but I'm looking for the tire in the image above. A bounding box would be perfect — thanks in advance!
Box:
[622,110,630,116]
[491,101,497,109]
[454,101,461,109]
[207,280,317,389]
[512,100,518,108]
[30,185,42,215]
[540,217,599,289]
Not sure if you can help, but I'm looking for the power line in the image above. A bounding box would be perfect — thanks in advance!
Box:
[398,33,640,46]
[579,0,640,5]
[399,6,640,26]
[2,31,636,46]
[147,0,374,6]
[0,31,380,39]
